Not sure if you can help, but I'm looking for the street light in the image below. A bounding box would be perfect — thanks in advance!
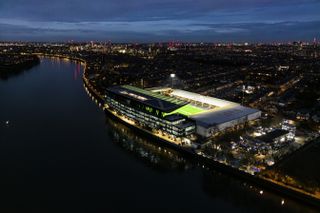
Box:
[170,73,175,88]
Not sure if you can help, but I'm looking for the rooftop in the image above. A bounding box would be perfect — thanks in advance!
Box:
[190,105,261,127]
[171,89,239,108]
[106,85,187,112]
[257,129,290,143]
[107,86,261,122]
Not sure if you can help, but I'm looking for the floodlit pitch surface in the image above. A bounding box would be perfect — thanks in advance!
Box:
[166,104,206,116]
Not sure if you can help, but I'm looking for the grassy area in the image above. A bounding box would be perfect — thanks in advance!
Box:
[166,104,206,116]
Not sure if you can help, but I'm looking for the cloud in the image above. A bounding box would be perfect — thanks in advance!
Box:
[0,0,319,41]
[0,0,319,22]
[1,20,319,42]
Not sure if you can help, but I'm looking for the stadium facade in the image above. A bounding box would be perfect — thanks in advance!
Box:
[105,85,261,143]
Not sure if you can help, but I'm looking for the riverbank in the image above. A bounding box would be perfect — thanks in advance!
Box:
[0,54,40,79]
[36,54,320,208]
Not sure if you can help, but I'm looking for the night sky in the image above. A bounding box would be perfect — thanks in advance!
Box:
[0,0,319,42]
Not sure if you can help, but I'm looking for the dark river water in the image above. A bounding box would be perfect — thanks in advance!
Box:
[0,58,318,212]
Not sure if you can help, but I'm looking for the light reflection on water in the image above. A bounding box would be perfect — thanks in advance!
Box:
[105,116,318,213]
[106,116,194,171]
[0,57,318,212]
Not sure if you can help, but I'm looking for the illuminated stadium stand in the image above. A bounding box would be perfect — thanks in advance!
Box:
[166,89,261,137]
[105,85,196,138]
[105,85,261,139]
[170,89,239,108]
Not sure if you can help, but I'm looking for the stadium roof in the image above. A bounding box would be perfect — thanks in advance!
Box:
[190,105,260,127]
[171,89,239,108]
[106,85,187,112]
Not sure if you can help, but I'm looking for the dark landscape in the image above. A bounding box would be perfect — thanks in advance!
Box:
[0,0,320,212]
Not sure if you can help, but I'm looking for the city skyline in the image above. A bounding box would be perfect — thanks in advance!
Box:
[1,0,320,42]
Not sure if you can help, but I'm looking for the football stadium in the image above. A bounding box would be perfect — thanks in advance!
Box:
[105,85,261,141]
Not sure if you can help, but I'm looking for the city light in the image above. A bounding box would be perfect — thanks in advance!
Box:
[1,35,319,212]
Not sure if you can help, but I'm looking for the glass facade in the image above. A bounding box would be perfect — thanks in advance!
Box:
[106,90,195,138]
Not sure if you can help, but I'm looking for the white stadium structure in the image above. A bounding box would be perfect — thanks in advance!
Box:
[151,88,261,137]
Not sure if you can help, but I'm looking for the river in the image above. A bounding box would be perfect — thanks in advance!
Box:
[0,58,317,212]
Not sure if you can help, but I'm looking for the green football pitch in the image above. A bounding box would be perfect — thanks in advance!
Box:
[166,104,206,116]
